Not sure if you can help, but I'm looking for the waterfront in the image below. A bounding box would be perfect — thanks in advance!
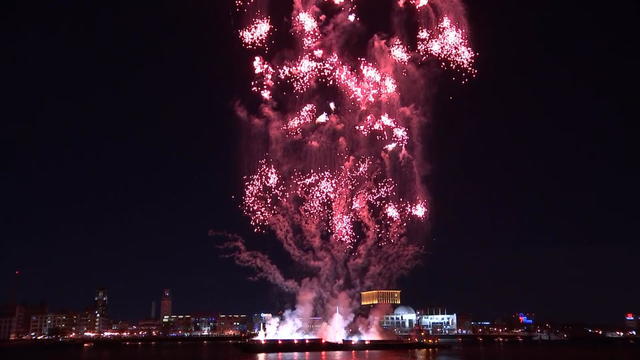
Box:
[2,342,639,360]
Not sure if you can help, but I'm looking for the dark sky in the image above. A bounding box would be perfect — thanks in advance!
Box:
[2,0,637,324]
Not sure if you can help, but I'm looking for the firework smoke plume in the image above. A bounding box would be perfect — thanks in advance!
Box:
[222,0,475,341]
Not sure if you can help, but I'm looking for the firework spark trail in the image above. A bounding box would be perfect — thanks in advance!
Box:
[224,0,475,341]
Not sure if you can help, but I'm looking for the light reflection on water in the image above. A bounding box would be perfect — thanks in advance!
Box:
[256,349,446,360]
[2,343,640,360]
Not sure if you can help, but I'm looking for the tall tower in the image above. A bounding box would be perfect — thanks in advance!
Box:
[94,288,108,332]
[160,289,172,317]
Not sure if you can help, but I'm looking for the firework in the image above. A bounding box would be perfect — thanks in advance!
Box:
[223,0,475,342]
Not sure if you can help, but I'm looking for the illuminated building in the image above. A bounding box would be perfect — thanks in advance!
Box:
[192,315,216,335]
[382,306,416,335]
[160,289,172,317]
[45,313,80,336]
[87,288,110,333]
[162,315,193,334]
[360,290,401,306]
[138,318,161,333]
[382,306,458,335]
[417,313,457,335]
[217,314,248,335]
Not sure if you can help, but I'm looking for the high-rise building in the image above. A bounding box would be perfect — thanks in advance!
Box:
[95,289,108,317]
[160,289,172,317]
[88,288,109,333]
[360,290,401,306]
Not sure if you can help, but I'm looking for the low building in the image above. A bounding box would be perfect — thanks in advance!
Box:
[138,319,161,335]
[382,306,458,335]
[418,313,457,335]
[162,315,193,335]
[216,314,248,335]
[46,313,81,336]
[192,315,216,335]
[382,306,417,335]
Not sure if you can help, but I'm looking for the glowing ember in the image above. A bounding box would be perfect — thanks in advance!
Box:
[418,17,476,74]
[225,0,475,342]
[285,104,317,136]
[239,17,272,49]
[251,56,275,100]
[295,11,321,49]
[389,39,410,64]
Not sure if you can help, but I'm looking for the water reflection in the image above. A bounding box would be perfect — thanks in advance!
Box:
[253,349,444,360]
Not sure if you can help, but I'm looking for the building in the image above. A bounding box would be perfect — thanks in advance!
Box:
[192,315,216,335]
[360,290,401,306]
[382,306,417,335]
[625,313,638,330]
[0,305,17,340]
[95,289,108,318]
[29,313,48,337]
[216,314,248,335]
[160,289,172,317]
[417,313,457,335]
[161,315,192,334]
[470,321,493,334]
[0,316,14,340]
[382,305,458,335]
[86,289,110,333]
[138,319,161,335]
[46,313,80,336]
[0,303,47,339]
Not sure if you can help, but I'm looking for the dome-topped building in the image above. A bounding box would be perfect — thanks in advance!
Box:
[382,305,418,333]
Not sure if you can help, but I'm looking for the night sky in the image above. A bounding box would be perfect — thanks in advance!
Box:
[2,0,637,325]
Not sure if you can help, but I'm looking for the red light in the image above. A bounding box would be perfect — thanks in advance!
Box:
[626,313,634,320]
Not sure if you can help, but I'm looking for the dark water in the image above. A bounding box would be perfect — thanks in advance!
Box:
[2,342,639,360]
